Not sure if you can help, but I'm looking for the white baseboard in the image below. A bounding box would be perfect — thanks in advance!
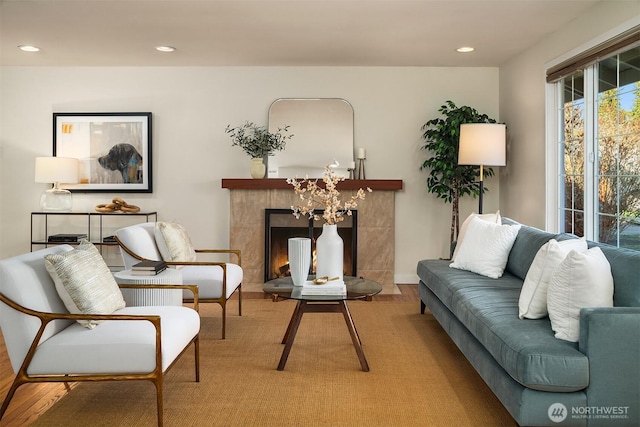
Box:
[394,274,419,285]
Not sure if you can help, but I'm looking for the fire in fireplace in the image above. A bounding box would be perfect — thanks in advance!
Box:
[264,209,357,282]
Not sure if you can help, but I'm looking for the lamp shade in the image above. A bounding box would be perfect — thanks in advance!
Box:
[458,123,506,166]
[35,157,79,184]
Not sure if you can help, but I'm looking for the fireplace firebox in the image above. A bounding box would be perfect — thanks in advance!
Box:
[264,209,357,282]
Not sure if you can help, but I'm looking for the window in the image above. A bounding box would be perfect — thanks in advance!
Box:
[554,45,640,250]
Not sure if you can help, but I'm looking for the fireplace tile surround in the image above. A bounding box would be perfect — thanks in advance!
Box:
[222,179,403,294]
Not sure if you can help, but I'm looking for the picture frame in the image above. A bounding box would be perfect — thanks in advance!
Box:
[53,112,152,193]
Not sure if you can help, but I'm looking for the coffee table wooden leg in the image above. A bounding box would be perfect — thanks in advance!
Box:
[281,300,303,344]
[278,300,305,371]
[339,301,370,372]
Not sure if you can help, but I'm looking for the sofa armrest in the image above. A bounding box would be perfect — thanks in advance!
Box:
[579,307,640,421]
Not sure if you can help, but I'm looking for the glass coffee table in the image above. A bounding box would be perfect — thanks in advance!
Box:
[263,276,382,372]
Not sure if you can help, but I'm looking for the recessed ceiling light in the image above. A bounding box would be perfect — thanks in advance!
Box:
[18,45,40,52]
[456,47,475,53]
[155,46,176,52]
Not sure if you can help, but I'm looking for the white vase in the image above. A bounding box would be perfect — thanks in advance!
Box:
[315,224,343,281]
[288,237,311,286]
[250,158,266,179]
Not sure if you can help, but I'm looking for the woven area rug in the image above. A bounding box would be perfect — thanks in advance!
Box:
[33,299,516,426]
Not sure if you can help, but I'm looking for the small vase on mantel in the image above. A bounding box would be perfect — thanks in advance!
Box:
[315,223,344,281]
[250,158,266,179]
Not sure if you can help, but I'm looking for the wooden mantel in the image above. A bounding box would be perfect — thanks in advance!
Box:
[222,178,403,191]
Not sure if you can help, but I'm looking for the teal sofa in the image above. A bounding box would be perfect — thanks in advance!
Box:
[417,219,640,426]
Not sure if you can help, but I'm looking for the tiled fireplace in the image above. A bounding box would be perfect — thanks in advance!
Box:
[222,178,403,294]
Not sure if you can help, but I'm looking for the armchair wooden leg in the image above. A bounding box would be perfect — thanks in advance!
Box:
[221,302,226,340]
[238,285,242,316]
[194,337,200,382]
[0,375,24,421]
[154,377,164,427]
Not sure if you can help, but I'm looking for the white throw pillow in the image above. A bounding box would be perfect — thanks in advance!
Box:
[45,240,126,329]
[547,247,614,342]
[449,216,520,279]
[452,211,501,261]
[155,222,197,262]
[518,238,588,319]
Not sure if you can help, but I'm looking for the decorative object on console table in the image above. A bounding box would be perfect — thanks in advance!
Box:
[458,123,506,214]
[357,148,366,179]
[47,233,87,243]
[34,157,79,211]
[225,121,293,179]
[287,164,371,282]
[288,237,311,286]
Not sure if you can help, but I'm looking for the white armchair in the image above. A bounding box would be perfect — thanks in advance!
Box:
[115,222,243,339]
[0,245,200,427]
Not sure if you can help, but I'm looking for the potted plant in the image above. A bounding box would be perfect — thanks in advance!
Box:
[420,100,498,245]
[226,121,293,178]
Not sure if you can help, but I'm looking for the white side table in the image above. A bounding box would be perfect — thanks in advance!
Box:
[114,268,183,306]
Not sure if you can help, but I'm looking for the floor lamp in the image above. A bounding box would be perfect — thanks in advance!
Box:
[458,123,506,214]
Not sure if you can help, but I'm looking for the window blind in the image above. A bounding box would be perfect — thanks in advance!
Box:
[546,25,640,83]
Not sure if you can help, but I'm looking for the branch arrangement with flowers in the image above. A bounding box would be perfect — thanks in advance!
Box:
[286,165,372,225]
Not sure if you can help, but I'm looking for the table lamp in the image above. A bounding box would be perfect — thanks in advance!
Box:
[34,157,79,211]
[458,123,506,214]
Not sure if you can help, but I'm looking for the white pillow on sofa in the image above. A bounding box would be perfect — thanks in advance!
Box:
[518,238,588,319]
[44,240,126,329]
[154,222,197,262]
[452,211,501,261]
[450,216,520,279]
[547,246,613,342]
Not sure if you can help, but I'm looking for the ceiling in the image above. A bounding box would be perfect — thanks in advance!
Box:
[0,0,606,67]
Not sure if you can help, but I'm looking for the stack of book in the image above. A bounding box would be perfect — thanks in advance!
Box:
[131,260,167,276]
[47,233,88,242]
[300,279,346,296]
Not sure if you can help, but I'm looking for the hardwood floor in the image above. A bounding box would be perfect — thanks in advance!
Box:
[0,284,419,426]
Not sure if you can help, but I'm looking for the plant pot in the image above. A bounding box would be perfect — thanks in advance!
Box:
[250,158,266,179]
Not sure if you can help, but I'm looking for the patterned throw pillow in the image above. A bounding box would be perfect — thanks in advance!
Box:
[45,240,125,329]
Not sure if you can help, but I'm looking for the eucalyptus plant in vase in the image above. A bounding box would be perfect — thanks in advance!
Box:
[226,121,293,178]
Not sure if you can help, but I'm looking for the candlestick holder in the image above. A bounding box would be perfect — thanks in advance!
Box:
[347,168,355,179]
[357,158,366,180]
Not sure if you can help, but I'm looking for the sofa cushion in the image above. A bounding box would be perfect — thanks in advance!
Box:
[450,217,520,278]
[503,218,558,281]
[587,242,640,307]
[548,247,614,342]
[417,259,590,392]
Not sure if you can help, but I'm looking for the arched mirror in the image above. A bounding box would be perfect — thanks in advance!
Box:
[268,98,354,178]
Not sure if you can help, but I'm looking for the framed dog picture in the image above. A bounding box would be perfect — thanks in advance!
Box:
[53,112,152,192]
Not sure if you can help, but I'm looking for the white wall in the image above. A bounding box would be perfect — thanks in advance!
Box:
[499,1,640,230]
[0,66,499,283]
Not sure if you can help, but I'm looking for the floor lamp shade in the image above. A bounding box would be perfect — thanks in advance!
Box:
[458,123,506,213]
[34,157,79,211]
